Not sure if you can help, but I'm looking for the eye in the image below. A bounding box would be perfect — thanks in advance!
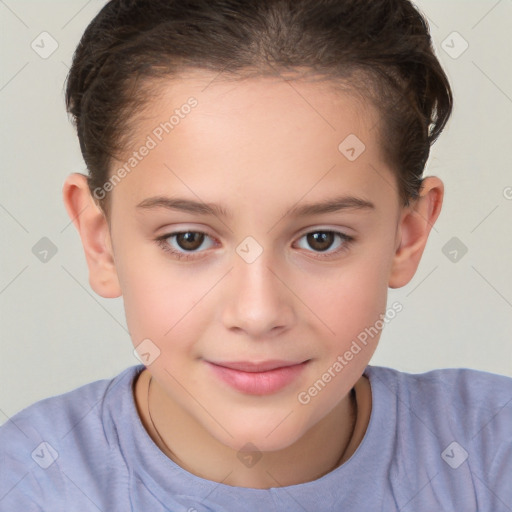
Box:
[155,231,216,260]
[155,229,354,261]
[294,230,354,259]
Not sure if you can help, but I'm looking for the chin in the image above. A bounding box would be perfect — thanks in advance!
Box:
[209,416,310,454]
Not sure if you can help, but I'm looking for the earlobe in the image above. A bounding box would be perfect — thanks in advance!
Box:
[388,177,444,289]
[62,173,122,298]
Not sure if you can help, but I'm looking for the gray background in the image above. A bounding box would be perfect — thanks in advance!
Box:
[1,0,511,423]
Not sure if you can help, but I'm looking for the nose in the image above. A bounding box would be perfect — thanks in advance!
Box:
[220,247,295,339]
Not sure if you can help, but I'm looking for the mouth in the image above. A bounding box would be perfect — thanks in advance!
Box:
[205,359,311,395]
[209,359,309,372]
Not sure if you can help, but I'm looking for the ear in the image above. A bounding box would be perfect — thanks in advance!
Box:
[388,176,444,289]
[62,173,122,298]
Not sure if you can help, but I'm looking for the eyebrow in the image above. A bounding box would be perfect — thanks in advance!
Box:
[136,194,376,218]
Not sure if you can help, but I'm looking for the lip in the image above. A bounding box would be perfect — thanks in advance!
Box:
[206,359,310,395]
[209,359,307,372]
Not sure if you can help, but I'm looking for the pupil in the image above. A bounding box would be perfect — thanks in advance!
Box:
[309,232,333,252]
[179,232,203,250]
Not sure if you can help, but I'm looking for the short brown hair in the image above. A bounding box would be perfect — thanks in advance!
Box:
[65,0,453,216]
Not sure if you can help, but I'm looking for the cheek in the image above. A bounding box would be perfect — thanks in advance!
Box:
[293,258,390,416]
[299,255,390,343]
[118,256,210,351]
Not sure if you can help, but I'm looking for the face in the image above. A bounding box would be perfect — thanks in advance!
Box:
[107,72,402,452]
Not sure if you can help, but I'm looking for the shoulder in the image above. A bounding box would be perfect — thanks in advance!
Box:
[363,365,512,510]
[367,364,512,411]
[1,367,124,445]
[366,365,512,437]
[367,364,512,399]
[0,365,142,510]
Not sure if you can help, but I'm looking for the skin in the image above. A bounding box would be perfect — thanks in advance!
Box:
[62,70,443,489]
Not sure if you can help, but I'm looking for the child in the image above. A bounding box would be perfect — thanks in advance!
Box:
[1,0,511,510]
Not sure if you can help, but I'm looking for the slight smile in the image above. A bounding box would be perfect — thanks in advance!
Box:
[205,359,311,395]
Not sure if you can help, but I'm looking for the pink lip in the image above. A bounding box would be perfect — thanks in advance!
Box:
[206,359,310,395]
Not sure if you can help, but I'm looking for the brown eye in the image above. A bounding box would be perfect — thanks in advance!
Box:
[306,232,335,252]
[175,232,205,251]
[295,230,354,259]
[155,231,215,260]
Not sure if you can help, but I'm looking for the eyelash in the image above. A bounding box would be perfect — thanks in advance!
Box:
[155,229,355,261]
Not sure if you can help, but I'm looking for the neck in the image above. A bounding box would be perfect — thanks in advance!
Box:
[134,369,371,489]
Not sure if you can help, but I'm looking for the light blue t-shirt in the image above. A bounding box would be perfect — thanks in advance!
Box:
[1,363,511,511]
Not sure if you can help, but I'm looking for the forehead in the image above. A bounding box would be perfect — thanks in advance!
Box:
[110,71,397,216]
[139,71,378,148]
